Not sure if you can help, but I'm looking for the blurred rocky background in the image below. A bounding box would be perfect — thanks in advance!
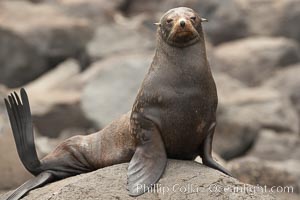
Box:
[0,0,299,199]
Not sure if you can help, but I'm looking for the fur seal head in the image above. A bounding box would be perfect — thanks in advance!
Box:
[155,7,208,48]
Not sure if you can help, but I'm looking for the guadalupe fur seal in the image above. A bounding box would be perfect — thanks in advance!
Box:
[3,7,231,200]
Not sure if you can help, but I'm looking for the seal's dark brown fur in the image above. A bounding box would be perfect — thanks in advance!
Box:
[128,7,231,196]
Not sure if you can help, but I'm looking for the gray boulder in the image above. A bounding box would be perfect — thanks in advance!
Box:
[264,64,300,96]
[264,64,300,131]
[45,0,126,26]
[229,157,300,194]
[81,52,153,127]
[213,72,247,102]
[0,28,46,88]
[276,0,300,43]
[214,86,299,160]
[219,87,299,133]
[24,59,96,138]
[197,0,247,45]
[0,1,93,87]
[1,160,275,200]
[232,129,300,199]
[214,37,300,86]
[87,23,155,61]
[239,0,300,43]
[213,73,254,160]
[247,130,300,161]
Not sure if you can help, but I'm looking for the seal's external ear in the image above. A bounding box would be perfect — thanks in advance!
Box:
[201,18,208,22]
[154,22,161,27]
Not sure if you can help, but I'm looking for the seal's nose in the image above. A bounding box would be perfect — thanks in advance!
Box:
[180,20,185,28]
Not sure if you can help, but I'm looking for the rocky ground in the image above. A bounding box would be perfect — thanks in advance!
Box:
[1,160,275,200]
[0,0,299,199]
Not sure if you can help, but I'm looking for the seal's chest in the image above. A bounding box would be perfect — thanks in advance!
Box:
[163,127,204,160]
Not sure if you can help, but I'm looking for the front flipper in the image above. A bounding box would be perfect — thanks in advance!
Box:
[127,116,167,196]
[200,122,233,177]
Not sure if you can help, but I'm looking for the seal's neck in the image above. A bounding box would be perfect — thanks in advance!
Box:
[155,30,208,70]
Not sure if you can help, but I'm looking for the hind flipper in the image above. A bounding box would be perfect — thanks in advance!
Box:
[127,116,167,196]
[4,89,41,175]
[4,89,94,200]
[6,171,54,200]
[200,122,233,177]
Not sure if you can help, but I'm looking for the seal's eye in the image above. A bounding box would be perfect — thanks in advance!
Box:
[166,19,173,24]
[190,16,196,21]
